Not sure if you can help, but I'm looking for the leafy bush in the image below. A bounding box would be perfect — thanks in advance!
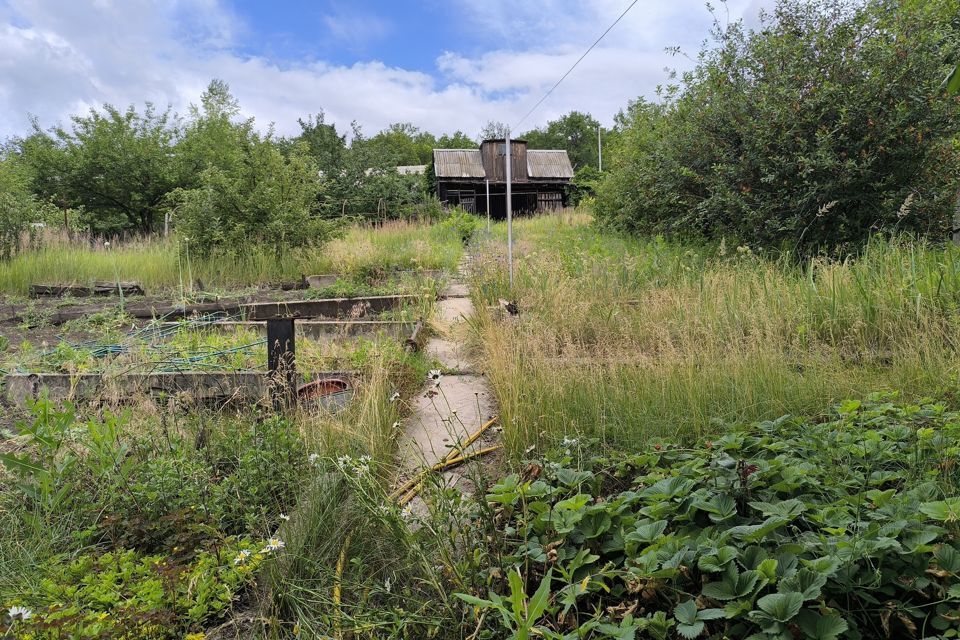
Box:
[439,208,480,245]
[168,137,340,258]
[458,396,960,638]
[596,0,960,253]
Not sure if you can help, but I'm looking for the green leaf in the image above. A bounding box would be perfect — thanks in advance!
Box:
[695,494,737,522]
[702,566,761,601]
[779,569,827,601]
[675,600,699,625]
[920,498,960,522]
[698,546,738,573]
[754,592,803,623]
[749,499,806,519]
[676,621,705,639]
[640,476,696,501]
[796,610,849,640]
[948,584,960,599]
[526,569,553,623]
[934,545,960,573]
[631,520,669,543]
[0,452,50,478]
[454,593,494,608]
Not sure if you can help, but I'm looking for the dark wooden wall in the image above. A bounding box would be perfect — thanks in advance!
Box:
[480,140,528,183]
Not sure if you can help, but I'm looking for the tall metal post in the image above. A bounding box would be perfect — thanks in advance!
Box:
[505,132,513,288]
[598,125,602,172]
[267,317,297,411]
[485,178,491,232]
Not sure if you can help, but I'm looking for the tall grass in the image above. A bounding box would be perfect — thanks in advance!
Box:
[472,212,960,454]
[0,221,465,295]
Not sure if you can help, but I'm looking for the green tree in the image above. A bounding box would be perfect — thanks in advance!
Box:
[522,111,602,169]
[17,105,180,235]
[596,0,960,253]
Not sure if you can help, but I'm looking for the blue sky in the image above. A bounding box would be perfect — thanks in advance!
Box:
[0,0,771,140]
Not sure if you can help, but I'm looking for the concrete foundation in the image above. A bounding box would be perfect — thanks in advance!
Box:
[3,371,354,409]
[160,319,417,340]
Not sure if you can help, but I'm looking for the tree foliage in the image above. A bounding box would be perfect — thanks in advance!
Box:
[522,111,601,169]
[596,0,960,253]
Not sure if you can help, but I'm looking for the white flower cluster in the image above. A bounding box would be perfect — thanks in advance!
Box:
[336,454,373,477]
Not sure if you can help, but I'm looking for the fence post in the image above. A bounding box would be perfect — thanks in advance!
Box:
[267,317,297,411]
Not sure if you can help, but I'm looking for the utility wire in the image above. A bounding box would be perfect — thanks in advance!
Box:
[512,0,640,132]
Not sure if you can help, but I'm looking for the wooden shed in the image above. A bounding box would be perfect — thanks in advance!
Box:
[433,139,574,217]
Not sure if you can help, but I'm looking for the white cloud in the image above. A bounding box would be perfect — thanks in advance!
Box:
[0,0,775,141]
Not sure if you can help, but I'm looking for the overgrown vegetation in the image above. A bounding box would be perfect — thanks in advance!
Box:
[0,219,465,295]
[452,396,960,638]
[473,213,960,455]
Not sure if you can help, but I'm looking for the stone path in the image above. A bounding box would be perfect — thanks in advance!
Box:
[397,260,498,501]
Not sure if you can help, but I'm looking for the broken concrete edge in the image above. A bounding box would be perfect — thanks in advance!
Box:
[241,294,427,321]
[2,370,357,409]
[159,319,419,340]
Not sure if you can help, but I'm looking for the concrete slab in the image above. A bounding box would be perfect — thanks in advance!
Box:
[398,374,496,467]
[440,283,470,298]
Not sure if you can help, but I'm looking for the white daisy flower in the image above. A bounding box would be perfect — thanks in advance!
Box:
[262,537,286,553]
[8,606,32,621]
[233,549,252,565]
[389,391,401,403]
[279,513,290,521]
[428,369,442,381]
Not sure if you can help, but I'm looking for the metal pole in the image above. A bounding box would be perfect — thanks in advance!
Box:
[267,317,297,411]
[486,178,490,232]
[505,132,513,288]
[598,125,602,172]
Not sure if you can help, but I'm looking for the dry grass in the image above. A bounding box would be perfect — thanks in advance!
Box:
[0,220,465,295]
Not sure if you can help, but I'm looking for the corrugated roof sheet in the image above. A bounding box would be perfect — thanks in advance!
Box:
[527,150,574,179]
[433,149,485,178]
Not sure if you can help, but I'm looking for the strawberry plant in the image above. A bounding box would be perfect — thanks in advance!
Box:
[457,395,960,638]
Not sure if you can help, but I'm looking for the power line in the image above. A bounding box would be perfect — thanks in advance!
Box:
[512,0,640,132]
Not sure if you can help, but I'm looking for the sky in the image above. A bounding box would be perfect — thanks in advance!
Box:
[0,0,773,141]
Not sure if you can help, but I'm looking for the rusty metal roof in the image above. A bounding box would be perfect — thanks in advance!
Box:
[433,149,485,178]
[527,150,574,179]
